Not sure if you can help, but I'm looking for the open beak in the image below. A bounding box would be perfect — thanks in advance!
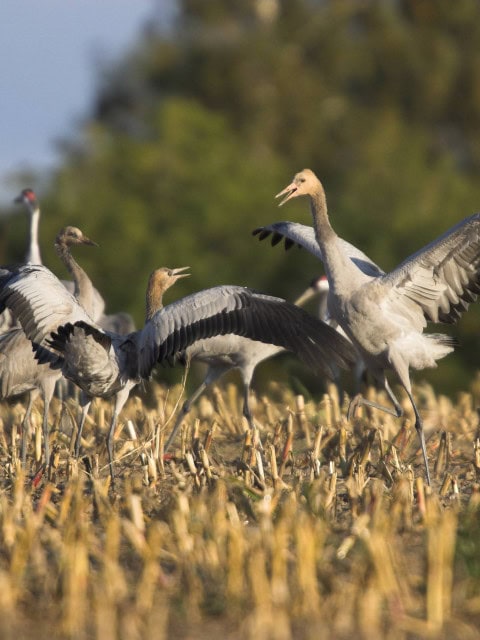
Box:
[172,266,190,279]
[275,182,298,207]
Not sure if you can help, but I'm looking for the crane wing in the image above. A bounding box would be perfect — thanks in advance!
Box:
[382,213,480,324]
[0,264,95,346]
[136,285,356,380]
[252,221,384,277]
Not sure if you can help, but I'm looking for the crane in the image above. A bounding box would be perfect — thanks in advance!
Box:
[164,275,330,453]
[0,226,98,468]
[271,168,480,485]
[12,188,134,334]
[0,264,356,483]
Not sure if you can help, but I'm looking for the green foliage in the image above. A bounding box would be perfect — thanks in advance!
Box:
[2,0,480,393]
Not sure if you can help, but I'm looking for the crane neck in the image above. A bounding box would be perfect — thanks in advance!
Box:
[55,241,96,316]
[308,186,336,247]
[308,184,362,289]
[145,275,165,323]
[27,208,42,265]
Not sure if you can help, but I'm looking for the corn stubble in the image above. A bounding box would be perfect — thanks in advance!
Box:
[0,380,479,639]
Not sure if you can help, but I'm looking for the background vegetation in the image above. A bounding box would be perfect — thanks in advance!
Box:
[2,0,480,393]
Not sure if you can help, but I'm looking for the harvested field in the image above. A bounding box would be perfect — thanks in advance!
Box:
[0,378,480,639]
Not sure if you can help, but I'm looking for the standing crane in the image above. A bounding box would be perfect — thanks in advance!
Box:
[0,264,355,483]
[0,226,98,468]
[13,188,135,334]
[271,169,480,485]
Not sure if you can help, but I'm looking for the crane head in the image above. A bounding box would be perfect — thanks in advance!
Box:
[14,188,38,210]
[294,275,329,306]
[149,266,190,293]
[56,226,98,248]
[275,169,319,206]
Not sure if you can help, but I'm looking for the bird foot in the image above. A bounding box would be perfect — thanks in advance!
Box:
[347,394,364,421]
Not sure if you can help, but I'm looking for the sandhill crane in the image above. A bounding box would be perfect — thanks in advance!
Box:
[272,169,480,485]
[0,264,355,483]
[0,226,98,468]
[13,188,135,334]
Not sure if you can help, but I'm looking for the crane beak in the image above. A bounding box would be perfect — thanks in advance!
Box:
[13,194,23,204]
[275,182,298,206]
[82,236,98,247]
[293,286,317,307]
[172,266,190,279]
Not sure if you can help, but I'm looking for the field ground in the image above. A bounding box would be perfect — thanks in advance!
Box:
[0,377,480,639]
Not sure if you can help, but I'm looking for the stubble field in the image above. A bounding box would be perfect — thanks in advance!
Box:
[0,375,480,640]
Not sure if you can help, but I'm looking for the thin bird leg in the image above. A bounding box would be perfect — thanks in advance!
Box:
[164,381,209,453]
[403,388,432,486]
[20,391,36,466]
[41,380,56,472]
[106,387,131,485]
[347,378,403,421]
[74,393,92,458]
[42,408,50,472]
[242,381,255,431]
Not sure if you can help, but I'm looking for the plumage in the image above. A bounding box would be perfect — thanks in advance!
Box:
[162,274,355,452]
[273,168,480,485]
[253,221,384,278]
[0,226,99,467]
[0,264,356,482]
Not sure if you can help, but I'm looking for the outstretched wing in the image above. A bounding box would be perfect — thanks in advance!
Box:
[382,213,480,324]
[252,221,384,277]
[0,264,95,346]
[136,285,356,379]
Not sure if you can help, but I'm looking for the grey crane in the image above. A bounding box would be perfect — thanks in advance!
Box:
[164,274,331,453]
[0,226,97,468]
[13,188,134,334]
[0,264,356,482]
[252,227,373,388]
[271,169,480,485]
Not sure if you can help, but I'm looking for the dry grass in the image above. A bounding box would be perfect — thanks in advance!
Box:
[0,377,480,639]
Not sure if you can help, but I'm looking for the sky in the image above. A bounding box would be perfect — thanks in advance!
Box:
[0,0,174,203]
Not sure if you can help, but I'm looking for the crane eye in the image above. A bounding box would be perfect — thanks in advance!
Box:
[167,270,173,276]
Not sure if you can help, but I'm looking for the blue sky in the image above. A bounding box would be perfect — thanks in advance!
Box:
[0,0,173,203]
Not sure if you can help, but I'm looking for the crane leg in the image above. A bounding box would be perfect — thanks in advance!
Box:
[347,378,403,421]
[106,388,130,486]
[348,370,431,486]
[41,379,56,473]
[165,381,209,453]
[242,382,255,431]
[106,411,118,486]
[42,406,50,473]
[403,387,431,486]
[74,394,92,458]
[20,391,36,467]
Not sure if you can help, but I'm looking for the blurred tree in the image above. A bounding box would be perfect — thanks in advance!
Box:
[2,0,480,393]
